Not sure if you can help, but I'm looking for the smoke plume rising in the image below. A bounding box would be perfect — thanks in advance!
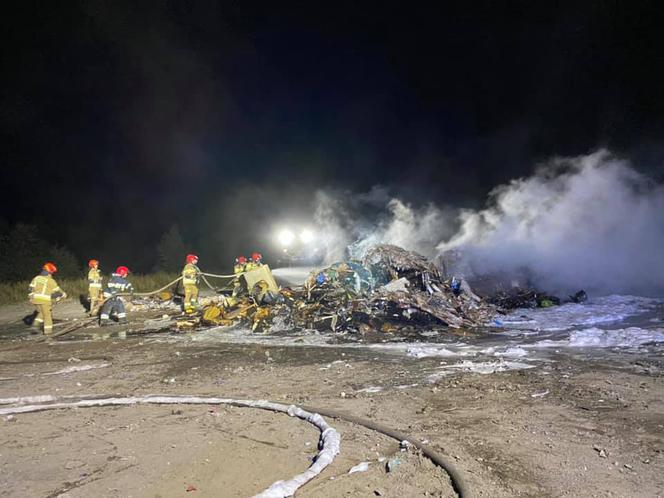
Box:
[437,150,664,295]
[207,150,664,296]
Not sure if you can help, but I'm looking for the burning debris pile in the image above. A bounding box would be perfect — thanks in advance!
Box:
[177,244,496,334]
[487,288,588,309]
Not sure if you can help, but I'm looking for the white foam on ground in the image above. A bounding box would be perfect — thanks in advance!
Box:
[503,295,658,332]
[526,327,664,349]
[405,346,467,358]
[427,360,535,381]
[492,346,529,357]
[568,327,664,348]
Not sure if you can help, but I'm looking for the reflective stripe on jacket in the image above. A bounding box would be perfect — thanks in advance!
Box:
[104,273,133,297]
[29,273,62,304]
[88,268,102,288]
[182,263,200,285]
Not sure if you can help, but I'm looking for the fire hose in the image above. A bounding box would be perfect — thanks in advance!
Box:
[303,405,467,498]
[0,395,467,497]
[0,395,340,498]
[115,271,241,297]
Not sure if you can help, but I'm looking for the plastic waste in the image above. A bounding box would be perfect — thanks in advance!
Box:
[348,462,370,474]
[386,457,401,472]
[451,277,461,296]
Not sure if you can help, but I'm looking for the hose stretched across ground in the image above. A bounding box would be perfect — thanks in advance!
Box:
[0,395,340,498]
[0,394,468,497]
[201,271,242,279]
[303,405,468,498]
[116,275,184,297]
[117,271,239,297]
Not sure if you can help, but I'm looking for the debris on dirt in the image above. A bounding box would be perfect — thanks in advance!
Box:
[386,457,401,473]
[88,244,497,335]
[487,288,561,309]
[280,244,496,332]
[348,462,370,474]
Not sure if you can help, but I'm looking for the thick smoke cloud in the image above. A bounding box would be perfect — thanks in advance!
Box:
[207,150,664,296]
[438,150,664,295]
[312,187,457,262]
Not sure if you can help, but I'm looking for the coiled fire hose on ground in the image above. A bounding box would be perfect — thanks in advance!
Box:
[0,395,467,498]
[0,395,340,498]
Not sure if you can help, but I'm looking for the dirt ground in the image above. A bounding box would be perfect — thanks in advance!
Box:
[0,300,663,497]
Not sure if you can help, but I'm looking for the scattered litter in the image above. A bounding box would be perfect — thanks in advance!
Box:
[531,390,549,398]
[386,457,401,473]
[348,462,370,474]
[593,445,608,458]
[186,484,197,492]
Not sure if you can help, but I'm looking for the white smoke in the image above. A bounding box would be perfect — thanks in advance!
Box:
[312,189,456,262]
[438,150,664,295]
[221,150,664,296]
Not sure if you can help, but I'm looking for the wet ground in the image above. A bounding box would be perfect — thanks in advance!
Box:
[0,296,663,497]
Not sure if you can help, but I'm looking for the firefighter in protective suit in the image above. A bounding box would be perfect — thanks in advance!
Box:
[182,254,201,313]
[87,259,102,316]
[100,266,133,326]
[232,256,247,297]
[29,262,67,335]
[245,252,263,272]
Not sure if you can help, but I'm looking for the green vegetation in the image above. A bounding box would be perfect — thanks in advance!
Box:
[0,223,80,280]
[0,272,180,305]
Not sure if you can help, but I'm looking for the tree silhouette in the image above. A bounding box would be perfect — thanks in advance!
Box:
[155,224,187,272]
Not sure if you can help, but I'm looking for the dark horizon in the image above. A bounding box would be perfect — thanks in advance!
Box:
[3,2,664,273]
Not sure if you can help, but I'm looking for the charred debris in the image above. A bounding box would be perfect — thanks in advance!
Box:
[135,244,585,335]
[166,244,495,333]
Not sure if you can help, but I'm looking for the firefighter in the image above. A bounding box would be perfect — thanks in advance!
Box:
[182,253,200,313]
[100,266,133,326]
[245,252,263,272]
[28,262,67,335]
[232,256,247,297]
[87,259,103,316]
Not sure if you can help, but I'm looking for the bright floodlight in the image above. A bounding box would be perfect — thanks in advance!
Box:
[300,229,314,244]
[278,229,295,247]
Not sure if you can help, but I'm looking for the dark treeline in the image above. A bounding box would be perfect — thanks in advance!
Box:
[0,223,191,282]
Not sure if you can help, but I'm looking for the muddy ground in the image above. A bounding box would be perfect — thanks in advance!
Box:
[0,300,663,497]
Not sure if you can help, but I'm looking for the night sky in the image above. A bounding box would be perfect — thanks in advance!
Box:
[2,1,664,272]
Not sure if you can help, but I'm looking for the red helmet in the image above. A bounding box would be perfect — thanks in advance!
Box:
[116,266,129,277]
[43,262,57,274]
[186,254,199,264]
[88,259,99,268]
[251,252,262,262]
[236,256,247,264]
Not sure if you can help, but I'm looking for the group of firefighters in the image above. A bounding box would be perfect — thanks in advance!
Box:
[28,252,263,335]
